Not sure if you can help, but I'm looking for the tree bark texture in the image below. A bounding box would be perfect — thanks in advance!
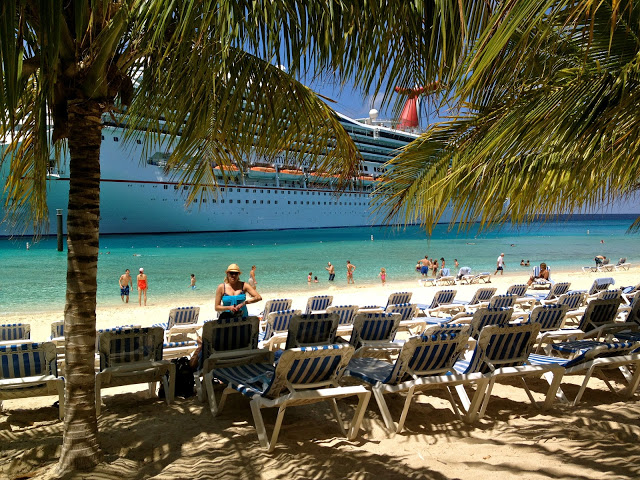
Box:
[57,99,104,472]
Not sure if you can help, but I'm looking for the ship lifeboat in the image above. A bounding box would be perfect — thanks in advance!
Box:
[308,172,334,183]
[213,165,239,177]
[248,166,277,179]
[278,168,304,181]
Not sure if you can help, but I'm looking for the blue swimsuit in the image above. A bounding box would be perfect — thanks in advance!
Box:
[221,284,248,317]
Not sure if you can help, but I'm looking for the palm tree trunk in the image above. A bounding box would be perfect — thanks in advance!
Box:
[57,99,103,472]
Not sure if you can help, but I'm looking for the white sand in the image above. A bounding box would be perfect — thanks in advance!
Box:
[1,268,639,479]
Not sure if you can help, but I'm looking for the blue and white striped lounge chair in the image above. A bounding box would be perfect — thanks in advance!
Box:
[384,292,413,310]
[259,298,293,321]
[196,316,268,401]
[528,266,554,289]
[417,289,457,317]
[506,284,528,297]
[621,283,640,304]
[547,298,625,357]
[434,287,497,317]
[304,295,333,314]
[453,306,514,340]
[512,304,577,353]
[528,282,571,303]
[209,344,370,452]
[0,342,65,419]
[0,324,30,344]
[386,303,423,335]
[345,325,489,431]
[326,305,360,336]
[259,309,301,351]
[347,312,402,357]
[436,268,456,286]
[528,341,640,405]
[487,294,518,310]
[285,313,340,349]
[454,323,565,419]
[586,277,616,296]
[95,327,175,416]
[153,306,201,342]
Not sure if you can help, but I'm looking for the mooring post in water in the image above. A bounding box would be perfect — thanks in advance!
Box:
[56,209,63,251]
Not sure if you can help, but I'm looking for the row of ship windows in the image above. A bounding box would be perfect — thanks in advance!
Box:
[188,198,365,206]
[103,136,143,144]
[157,184,366,198]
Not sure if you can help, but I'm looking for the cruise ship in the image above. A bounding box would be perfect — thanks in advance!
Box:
[1,107,426,236]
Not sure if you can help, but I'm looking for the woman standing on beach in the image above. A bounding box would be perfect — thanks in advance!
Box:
[379,267,387,285]
[214,263,262,318]
[137,268,148,306]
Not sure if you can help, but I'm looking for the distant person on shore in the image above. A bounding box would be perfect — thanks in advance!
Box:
[308,272,313,284]
[346,260,356,284]
[248,265,257,288]
[137,268,148,306]
[454,259,459,268]
[440,258,446,269]
[190,274,196,289]
[595,255,607,267]
[215,263,262,318]
[379,267,387,285]
[314,276,319,283]
[527,262,549,286]
[520,259,525,266]
[525,260,530,266]
[119,269,132,303]
[431,258,439,277]
[495,253,505,275]
[326,262,335,281]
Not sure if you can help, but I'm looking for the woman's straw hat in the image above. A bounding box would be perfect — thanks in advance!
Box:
[226,263,242,274]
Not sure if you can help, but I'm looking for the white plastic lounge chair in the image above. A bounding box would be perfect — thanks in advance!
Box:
[304,295,333,314]
[259,309,301,351]
[436,268,456,286]
[347,312,402,357]
[0,342,65,420]
[528,266,553,290]
[326,305,360,337]
[528,341,640,405]
[506,284,528,297]
[512,304,576,353]
[195,316,269,401]
[386,303,423,335]
[468,272,492,284]
[417,289,457,317]
[586,277,616,296]
[621,283,640,304]
[95,327,175,416]
[614,258,631,271]
[434,287,497,317]
[259,299,293,321]
[0,324,30,344]
[487,294,518,310]
[456,266,472,281]
[345,325,489,431]
[284,313,340,349]
[453,323,564,419]
[153,306,201,342]
[209,344,371,452]
[450,306,514,340]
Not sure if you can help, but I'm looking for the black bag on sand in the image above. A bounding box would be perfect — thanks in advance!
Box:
[159,356,195,399]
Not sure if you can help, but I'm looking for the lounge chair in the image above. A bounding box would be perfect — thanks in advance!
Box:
[0,323,30,343]
[196,316,269,401]
[346,312,402,357]
[506,284,528,297]
[528,266,553,289]
[512,304,576,353]
[622,283,640,304]
[528,341,640,405]
[433,287,497,317]
[586,277,616,296]
[436,268,456,286]
[417,289,457,317]
[304,295,333,314]
[345,325,489,431]
[456,266,472,281]
[383,292,413,309]
[153,306,201,342]
[385,303,423,335]
[451,306,514,340]
[259,309,301,350]
[284,313,340,349]
[487,294,518,310]
[258,298,293,321]
[465,272,492,284]
[326,305,360,336]
[210,344,371,452]
[95,327,175,415]
[453,323,565,419]
[0,342,65,419]
[528,282,571,303]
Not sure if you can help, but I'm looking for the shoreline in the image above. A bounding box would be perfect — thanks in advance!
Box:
[6,267,637,341]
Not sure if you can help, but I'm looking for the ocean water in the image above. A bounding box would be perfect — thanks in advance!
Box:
[1,215,638,314]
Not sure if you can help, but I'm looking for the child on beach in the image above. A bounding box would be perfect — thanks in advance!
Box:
[308,272,312,283]
[314,276,318,283]
[379,267,387,285]
[190,273,196,289]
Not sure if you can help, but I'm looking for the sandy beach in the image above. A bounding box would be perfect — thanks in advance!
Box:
[1,268,639,479]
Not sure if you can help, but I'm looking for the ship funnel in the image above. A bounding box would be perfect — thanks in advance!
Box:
[369,109,379,123]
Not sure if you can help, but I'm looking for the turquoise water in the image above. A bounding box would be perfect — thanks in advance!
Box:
[1,215,638,314]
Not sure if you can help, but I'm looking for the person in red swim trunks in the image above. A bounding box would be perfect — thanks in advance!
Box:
[137,267,148,306]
